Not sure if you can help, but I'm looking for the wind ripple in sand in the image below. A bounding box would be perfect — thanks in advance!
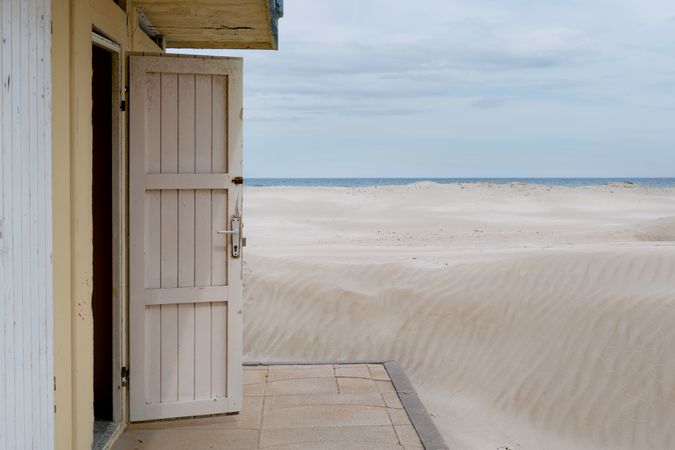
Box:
[634,217,675,242]
[243,249,675,450]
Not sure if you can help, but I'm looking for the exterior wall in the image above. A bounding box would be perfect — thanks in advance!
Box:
[0,0,54,449]
[51,1,161,448]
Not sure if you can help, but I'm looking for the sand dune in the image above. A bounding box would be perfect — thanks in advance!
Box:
[242,183,675,450]
[633,216,675,242]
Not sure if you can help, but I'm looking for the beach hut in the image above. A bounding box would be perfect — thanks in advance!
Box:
[0,1,282,448]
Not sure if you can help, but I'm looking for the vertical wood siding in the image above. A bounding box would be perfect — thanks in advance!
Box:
[0,0,54,448]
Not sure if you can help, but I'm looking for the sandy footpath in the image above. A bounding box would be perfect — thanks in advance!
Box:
[241,182,675,450]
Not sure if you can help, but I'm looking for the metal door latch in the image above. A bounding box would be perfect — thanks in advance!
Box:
[217,217,242,258]
[121,366,129,387]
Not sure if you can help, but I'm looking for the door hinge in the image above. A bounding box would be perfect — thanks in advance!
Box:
[232,176,244,185]
[120,100,126,111]
[53,376,56,391]
[121,366,129,387]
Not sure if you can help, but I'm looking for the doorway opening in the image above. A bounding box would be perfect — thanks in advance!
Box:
[92,35,125,448]
[92,40,113,430]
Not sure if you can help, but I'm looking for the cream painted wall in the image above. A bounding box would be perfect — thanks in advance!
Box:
[51,1,161,449]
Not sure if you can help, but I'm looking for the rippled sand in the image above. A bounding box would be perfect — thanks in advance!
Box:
[242,183,675,450]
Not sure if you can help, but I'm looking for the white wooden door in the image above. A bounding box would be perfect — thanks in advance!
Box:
[129,55,243,422]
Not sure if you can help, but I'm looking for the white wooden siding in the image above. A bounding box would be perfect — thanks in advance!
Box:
[0,0,54,449]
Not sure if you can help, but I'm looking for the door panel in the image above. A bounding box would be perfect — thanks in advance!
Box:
[129,55,243,421]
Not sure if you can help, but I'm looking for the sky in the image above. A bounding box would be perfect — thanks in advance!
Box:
[172,0,675,178]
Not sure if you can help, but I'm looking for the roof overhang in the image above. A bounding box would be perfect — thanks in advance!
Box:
[135,0,283,50]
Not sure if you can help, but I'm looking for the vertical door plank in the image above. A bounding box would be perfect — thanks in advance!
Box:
[211,190,228,286]
[145,72,163,290]
[195,74,212,173]
[161,73,178,175]
[146,73,162,174]
[178,74,196,289]
[194,190,212,286]
[194,74,213,288]
[160,304,178,403]
[194,73,214,403]
[178,190,195,288]
[145,306,161,405]
[160,72,179,290]
[211,302,228,398]
[160,191,178,289]
[145,193,161,289]
[177,304,195,401]
[211,75,227,173]
[159,72,179,405]
[194,303,212,400]
[178,74,196,174]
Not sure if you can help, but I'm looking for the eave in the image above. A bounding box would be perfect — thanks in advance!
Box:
[134,0,283,50]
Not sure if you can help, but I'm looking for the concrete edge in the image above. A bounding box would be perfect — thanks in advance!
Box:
[243,360,449,450]
[244,360,388,366]
[384,361,449,450]
[93,420,123,450]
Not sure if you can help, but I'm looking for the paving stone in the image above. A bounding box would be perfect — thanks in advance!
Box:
[375,380,396,393]
[263,404,392,429]
[127,397,263,431]
[267,392,385,410]
[337,377,379,395]
[395,424,424,449]
[387,407,413,426]
[382,391,404,409]
[266,377,338,396]
[111,428,259,450]
[334,365,372,379]
[259,425,400,448]
[176,397,264,430]
[113,364,431,450]
[243,368,268,385]
[267,365,334,382]
[369,365,391,381]
[243,381,266,396]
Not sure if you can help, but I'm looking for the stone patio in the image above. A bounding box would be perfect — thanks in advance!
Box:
[112,363,437,450]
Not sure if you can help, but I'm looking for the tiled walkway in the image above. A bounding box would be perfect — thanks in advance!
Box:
[113,363,425,449]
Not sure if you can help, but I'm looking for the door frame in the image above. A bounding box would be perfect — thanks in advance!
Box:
[91,29,127,434]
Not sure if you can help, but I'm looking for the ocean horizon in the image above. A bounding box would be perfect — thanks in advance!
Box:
[246,177,675,188]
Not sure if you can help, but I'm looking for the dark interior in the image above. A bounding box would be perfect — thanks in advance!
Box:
[92,43,113,422]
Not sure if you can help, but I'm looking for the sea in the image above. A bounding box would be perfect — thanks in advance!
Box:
[246,178,675,188]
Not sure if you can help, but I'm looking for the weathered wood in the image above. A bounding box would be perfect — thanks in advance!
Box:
[129,55,243,421]
[0,0,53,448]
[145,173,231,190]
[133,0,277,49]
[145,286,231,305]
[226,58,244,411]
[177,303,195,401]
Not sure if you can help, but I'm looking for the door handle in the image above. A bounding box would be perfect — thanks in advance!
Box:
[216,217,242,258]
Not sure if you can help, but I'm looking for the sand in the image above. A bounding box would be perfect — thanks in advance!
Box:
[241,182,675,450]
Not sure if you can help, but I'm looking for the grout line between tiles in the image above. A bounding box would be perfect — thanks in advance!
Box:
[255,367,269,449]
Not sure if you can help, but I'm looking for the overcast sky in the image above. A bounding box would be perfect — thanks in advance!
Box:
[173,0,675,178]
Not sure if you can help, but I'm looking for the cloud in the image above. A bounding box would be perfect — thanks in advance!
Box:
[171,0,675,177]
[471,97,512,109]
